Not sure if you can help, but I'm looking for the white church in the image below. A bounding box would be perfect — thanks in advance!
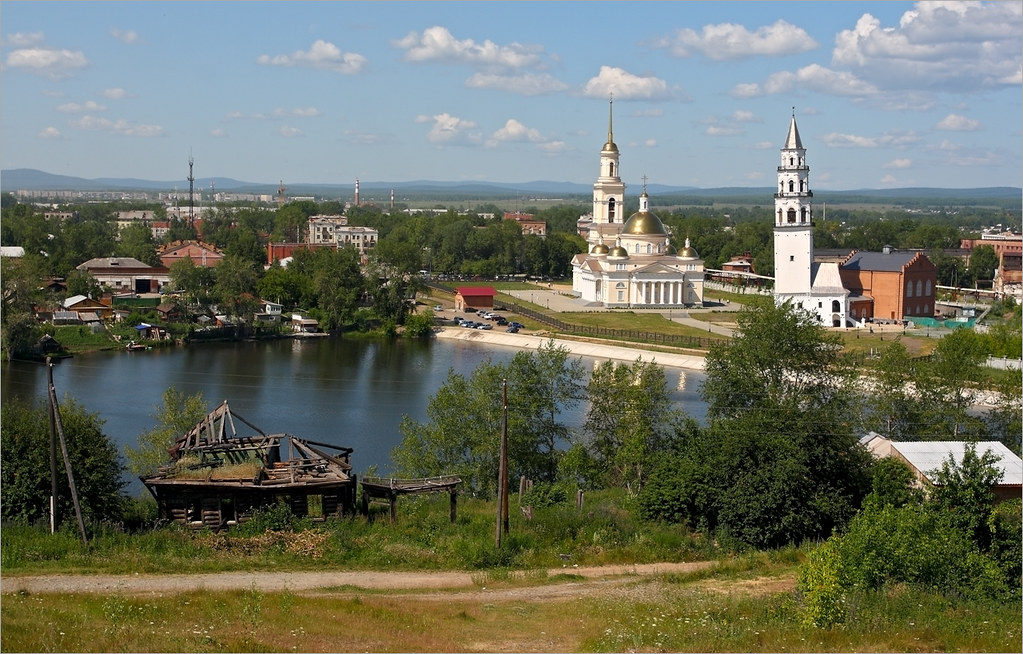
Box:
[772,113,850,326]
[572,102,705,308]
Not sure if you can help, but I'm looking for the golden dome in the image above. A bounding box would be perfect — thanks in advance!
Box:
[608,245,629,258]
[678,237,699,259]
[622,210,667,236]
[590,242,610,255]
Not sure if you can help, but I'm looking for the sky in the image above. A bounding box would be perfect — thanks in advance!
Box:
[1,1,1021,191]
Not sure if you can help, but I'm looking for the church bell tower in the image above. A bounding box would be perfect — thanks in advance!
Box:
[589,98,626,249]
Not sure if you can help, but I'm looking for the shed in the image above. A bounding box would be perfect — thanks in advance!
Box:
[861,434,1022,503]
[454,286,496,312]
[141,401,356,529]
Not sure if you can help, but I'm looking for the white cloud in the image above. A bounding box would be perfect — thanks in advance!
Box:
[272,107,321,118]
[706,125,741,137]
[731,110,759,123]
[820,129,920,148]
[652,20,818,60]
[883,158,912,169]
[110,28,140,45]
[465,72,567,96]
[643,139,657,148]
[936,113,980,131]
[210,128,226,138]
[581,66,673,100]
[633,108,664,118]
[100,88,128,100]
[753,140,774,149]
[5,45,88,80]
[833,2,1022,91]
[538,140,567,155]
[56,100,107,113]
[489,119,545,145]
[69,115,164,137]
[258,40,367,74]
[732,63,879,98]
[280,126,303,137]
[38,126,61,139]
[416,113,482,145]
[5,32,44,47]
[394,26,545,70]
[879,174,899,185]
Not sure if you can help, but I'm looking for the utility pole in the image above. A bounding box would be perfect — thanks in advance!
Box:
[47,357,88,544]
[496,379,509,547]
[48,357,57,534]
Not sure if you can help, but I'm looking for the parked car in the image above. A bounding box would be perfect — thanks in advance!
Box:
[506,326,519,333]
[464,307,477,314]
[462,321,477,328]
[509,321,524,329]
[476,323,493,330]
[433,305,443,311]
[495,318,508,326]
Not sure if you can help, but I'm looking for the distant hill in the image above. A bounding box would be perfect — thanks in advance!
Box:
[2,168,1019,206]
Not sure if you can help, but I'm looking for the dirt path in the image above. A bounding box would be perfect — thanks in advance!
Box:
[1,561,717,597]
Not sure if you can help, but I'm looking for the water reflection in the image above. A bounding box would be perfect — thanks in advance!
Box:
[1,338,707,491]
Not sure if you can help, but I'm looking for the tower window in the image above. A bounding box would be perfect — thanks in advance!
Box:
[788,180,794,192]
[790,255,795,262]
[787,208,797,223]
[800,207,807,222]
[608,198,616,222]
[609,162,615,177]
[832,300,841,312]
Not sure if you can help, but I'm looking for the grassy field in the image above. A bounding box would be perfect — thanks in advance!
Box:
[2,491,1019,653]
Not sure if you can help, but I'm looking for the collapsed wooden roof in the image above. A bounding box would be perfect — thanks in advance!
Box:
[142,400,354,492]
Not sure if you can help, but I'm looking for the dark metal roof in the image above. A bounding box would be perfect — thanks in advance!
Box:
[842,250,917,272]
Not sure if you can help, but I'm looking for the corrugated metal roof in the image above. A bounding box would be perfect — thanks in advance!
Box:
[842,250,916,272]
[891,441,1023,486]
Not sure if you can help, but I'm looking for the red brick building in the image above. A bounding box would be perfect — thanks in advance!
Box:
[960,233,1022,285]
[839,247,938,322]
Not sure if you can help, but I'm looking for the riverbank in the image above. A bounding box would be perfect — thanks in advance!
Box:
[434,326,706,371]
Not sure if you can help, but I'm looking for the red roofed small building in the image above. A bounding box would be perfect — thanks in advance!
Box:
[159,241,225,268]
[454,286,496,312]
[505,212,547,237]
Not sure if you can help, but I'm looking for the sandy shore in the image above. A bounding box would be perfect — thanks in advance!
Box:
[434,326,706,371]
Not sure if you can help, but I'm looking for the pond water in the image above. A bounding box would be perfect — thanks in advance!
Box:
[1,337,708,491]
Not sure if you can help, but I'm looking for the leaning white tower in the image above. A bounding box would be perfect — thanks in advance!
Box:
[773,112,814,302]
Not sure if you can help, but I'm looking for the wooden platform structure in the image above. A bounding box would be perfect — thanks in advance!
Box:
[360,475,462,523]
[142,401,356,529]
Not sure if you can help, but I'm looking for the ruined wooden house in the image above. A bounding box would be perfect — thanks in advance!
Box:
[141,401,356,529]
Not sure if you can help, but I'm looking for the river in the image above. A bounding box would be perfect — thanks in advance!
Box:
[1,337,708,491]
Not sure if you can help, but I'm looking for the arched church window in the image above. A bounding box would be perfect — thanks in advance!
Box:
[647,243,652,254]
[788,180,794,192]
[800,207,807,222]
[916,280,922,296]
[907,283,913,298]
[789,157,794,165]
[800,180,805,192]
[609,162,615,177]
[608,198,616,222]
[926,280,932,295]
[832,300,841,312]
[787,208,797,223]
[778,209,783,223]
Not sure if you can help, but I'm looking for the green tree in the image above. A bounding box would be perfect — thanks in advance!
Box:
[169,257,216,309]
[968,244,999,282]
[125,387,209,476]
[582,358,679,492]
[643,302,871,547]
[212,254,260,319]
[916,328,987,439]
[115,222,159,266]
[1,397,125,526]
[306,247,364,331]
[864,339,927,440]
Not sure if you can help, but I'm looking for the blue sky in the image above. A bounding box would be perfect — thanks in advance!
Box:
[2,1,1020,191]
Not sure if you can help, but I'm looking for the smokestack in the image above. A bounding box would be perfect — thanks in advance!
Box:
[390,189,394,211]
[355,178,360,206]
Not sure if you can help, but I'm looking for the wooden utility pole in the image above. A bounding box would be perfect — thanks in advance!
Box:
[496,379,509,548]
[47,358,88,544]
[47,357,57,534]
